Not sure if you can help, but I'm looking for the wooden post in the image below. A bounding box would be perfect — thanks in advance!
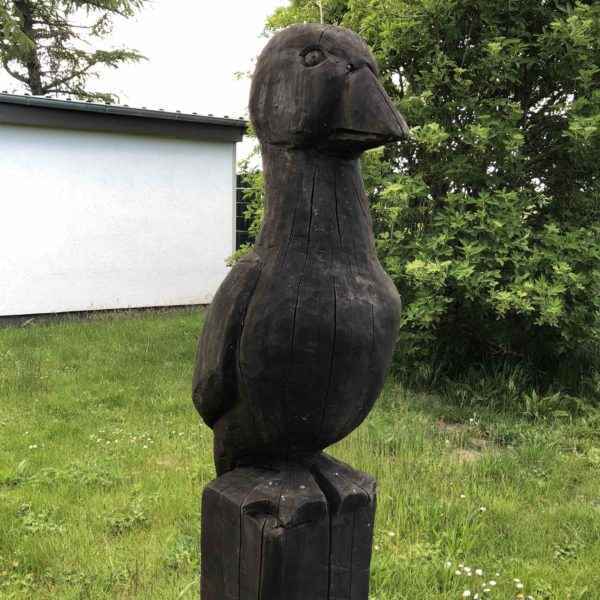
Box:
[201,455,376,600]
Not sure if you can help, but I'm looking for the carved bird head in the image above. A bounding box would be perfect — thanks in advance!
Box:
[250,24,409,157]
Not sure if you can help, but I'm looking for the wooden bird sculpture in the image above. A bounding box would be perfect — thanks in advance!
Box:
[194,24,410,600]
[193,24,408,477]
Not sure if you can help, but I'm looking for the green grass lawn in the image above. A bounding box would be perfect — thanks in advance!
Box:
[1,309,600,599]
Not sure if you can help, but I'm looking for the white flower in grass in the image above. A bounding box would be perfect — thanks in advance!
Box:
[445,560,452,568]
[488,580,496,586]
[516,583,524,590]
[475,568,483,576]
[462,591,471,598]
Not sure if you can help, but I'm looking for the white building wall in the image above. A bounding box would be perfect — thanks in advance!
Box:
[0,124,235,316]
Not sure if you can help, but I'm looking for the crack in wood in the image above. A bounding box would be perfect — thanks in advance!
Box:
[317,275,337,446]
[334,166,343,246]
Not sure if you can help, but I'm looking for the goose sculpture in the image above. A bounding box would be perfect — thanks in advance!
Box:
[193,23,408,476]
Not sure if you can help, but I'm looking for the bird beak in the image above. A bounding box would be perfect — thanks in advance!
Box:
[325,66,409,156]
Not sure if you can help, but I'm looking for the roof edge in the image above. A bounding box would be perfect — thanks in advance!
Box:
[0,93,247,143]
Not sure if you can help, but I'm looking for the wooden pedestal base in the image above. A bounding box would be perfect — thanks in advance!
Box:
[200,453,376,600]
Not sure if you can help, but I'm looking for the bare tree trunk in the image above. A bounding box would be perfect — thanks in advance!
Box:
[14,0,44,95]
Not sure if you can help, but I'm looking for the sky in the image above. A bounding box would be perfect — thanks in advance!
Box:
[0,0,289,158]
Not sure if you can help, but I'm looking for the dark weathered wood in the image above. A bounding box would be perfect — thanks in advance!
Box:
[201,455,376,600]
[311,454,376,599]
[193,23,407,476]
[194,23,408,600]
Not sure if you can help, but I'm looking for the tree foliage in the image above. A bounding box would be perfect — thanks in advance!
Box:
[0,0,147,101]
[242,0,600,388]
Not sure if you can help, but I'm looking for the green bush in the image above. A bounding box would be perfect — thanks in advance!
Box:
[240,0,600,395]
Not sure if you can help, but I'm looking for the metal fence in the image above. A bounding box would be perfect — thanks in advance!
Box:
[235,175,252,250]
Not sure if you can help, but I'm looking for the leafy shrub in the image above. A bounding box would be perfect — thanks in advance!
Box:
[240,0,600,397]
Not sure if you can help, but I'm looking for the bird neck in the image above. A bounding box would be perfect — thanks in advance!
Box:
[254,143,376,259]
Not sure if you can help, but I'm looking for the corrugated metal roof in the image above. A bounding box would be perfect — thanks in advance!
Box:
[0,93,246,126]
[0,93,247,142]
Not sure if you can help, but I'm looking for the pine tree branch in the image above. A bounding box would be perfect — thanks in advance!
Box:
[44,60,100,89]
[32,20,92,30]
[1,0,147,99]
[1,58,29,84]
[74,0,131,18]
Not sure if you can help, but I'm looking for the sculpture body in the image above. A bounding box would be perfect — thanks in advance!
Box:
[193,24,408,599]
[193,24,407,475]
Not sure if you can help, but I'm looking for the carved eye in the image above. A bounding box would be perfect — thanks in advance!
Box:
[301,47,326,68]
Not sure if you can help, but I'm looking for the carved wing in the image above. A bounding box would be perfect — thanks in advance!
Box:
[192,252,263,428]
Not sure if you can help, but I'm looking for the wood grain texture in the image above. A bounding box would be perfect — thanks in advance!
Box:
[201,455,376,600]
[195,23,408,599]
[193,23,407,475]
